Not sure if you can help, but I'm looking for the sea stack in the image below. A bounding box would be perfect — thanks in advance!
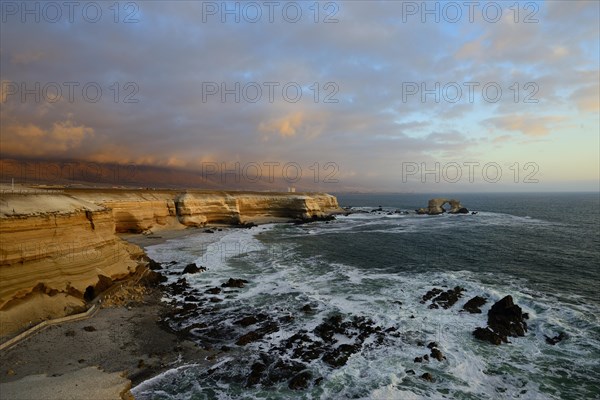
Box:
[416,198,469,215]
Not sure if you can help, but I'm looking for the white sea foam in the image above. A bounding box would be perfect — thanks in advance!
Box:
[136,214,598,399]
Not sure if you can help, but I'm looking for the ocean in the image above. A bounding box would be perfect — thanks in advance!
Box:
[132,192,600,399]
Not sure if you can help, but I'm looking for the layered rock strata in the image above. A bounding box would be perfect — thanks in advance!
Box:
[0,190,342,336]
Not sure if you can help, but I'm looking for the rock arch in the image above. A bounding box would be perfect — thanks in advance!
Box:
[416,198,468,215]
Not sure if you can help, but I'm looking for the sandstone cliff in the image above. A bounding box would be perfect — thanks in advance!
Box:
[71,190,343,232]
[0,194,143,336]
[0,190,342,337]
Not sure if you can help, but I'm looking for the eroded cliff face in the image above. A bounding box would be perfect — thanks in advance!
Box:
[0,194,143,336]
[72,190,343,231]
[178,192,342,226]
[0,190,342,336]
[71,192,179,233]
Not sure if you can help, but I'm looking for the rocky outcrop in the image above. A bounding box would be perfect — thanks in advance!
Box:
[421,286,465,309]
[472,295,528,345]
[463,296,487,313]
[416,198,468,215]
[545,332,566,345]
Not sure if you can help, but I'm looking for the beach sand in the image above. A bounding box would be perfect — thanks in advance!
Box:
[0,227,219,399]
[0,285,216,398]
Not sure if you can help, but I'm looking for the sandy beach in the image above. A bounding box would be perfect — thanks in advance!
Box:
[0,273,216,399]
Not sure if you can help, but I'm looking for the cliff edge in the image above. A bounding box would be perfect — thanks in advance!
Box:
[0,190,342,337]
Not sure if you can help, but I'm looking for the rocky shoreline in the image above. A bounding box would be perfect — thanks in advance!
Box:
[132,254,537,394]
[0,265,216,399]
[1,220,566,399]
[0,187,344,399]
[0,196,568,398]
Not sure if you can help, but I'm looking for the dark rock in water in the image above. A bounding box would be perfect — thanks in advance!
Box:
[421,372,434,382]
[288,371,312,390]
[83,326,96,332]
[279,315,295,324]
[322,343,360,368]
[183,263,205,274]
[184,295,198,302]
[406,369,415,375]
[427,342,438,349]
[463,296,487,313]
[471,211,478,215]
[422,288,443,303]
[236,322,279,346]
[473,327,503,345]
[204,229,215,233]
[283,331,311,350]
[209,297,222,303]
[246,362,266,387]
[422,354,429,362]
[222,278,249,288]
[430,348,445,361]
[205,287,221,295]
[423,286,465,309]
[294,214,336,224]
[141,269,167,286]
[235,315,268,327]
[414,356,423,363]
[280,332,324,363]
[457,207,469,214]
[264,359,305,386]
[146,258,163,270]
[487,295,528,341]
[168,278,189,295]
[313,315,345,343]
[236,316,258,326]
[545,332,567,345]
[301,304,313,313]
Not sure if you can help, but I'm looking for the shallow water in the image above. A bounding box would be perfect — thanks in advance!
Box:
[133,193,600,399]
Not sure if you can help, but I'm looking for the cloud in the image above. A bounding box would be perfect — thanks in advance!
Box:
[492,135,512,144]
[570,83,600,113]
[258,111,327,140]
[0,1,597,190]
[1,119,94,156]
[10,51,45,65]
[484,114,565,137]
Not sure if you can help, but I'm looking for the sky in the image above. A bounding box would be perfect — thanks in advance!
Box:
[1,0,598,192]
